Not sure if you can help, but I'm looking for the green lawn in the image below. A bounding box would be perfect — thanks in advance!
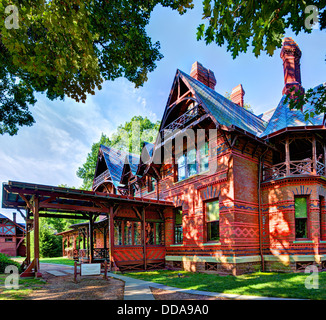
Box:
[0,274,46,300]
[123,270,326,300]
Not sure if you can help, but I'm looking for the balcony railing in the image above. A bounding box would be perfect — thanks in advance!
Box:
[263,159,326,181]
[92,169,111,190]
[163,104,203,134]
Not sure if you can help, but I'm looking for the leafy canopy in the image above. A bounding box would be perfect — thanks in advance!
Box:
[0,0,193,135]
[196,1,326,115]
[77,116,160,190]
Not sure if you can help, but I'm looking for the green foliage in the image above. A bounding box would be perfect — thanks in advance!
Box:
[0,0,193,135]
[284,85,326,120]
[197,0,325,58]
[39,218,62,258]
[77,116,160,190]
[197,1,326,116]
[0,253,21,273]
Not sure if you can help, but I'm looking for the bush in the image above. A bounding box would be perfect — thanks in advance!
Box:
[0,253,21,273]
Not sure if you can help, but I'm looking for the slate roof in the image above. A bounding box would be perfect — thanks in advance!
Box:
[179,70,267,136]
[260,84,325,138]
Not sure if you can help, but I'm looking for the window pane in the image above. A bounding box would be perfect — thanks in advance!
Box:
[114,220,122,245]
[206,200,219,221]
[207,221,219,241]
[200,156,209,172]
[188,163,197,176]
[295,197,307,218]
[295,218,307,238]
[134,222,142,245]
[155,222,164,245]
[124,221,132,245]
[146,222,154,245]
[178,165,186,181]
[199,141,208,156]
[187,148,196,164]
[177,154,185,166]
[174,209,183,244]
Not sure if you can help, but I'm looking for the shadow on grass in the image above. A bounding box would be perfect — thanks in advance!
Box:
[123,270,326,300]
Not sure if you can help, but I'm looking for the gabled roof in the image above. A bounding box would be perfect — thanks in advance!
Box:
[136,142,154,174]
[260,84,325,138]
[178,70,267,136]
[99,145,128,188]
[120,153,140,185]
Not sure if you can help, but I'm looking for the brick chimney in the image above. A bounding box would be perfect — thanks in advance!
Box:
[190,61,216,90]
[280,37,304,97]
[230,84,245,107]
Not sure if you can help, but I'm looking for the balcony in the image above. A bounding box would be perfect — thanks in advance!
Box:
[263,159,326,181]
[92,169,111,191]
[163,104,203,134]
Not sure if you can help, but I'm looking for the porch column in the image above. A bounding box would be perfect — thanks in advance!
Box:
[89,217,94,263]
[312,135,317,174]
[109,207,114,270]
[323,142,326,176]
[33,196,41,276]
[285,136,290,176]
[142,206,147,270]
[25,208,31,265]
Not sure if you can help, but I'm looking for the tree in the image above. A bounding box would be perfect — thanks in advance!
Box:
[39,218,62,257]
[197,1,326,115]
[77,116,160,190]
[0,0,193,135]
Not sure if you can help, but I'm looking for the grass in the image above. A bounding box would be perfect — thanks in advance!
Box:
[10,256,75,266]
[123,270,326,300]
[0,274,46,300]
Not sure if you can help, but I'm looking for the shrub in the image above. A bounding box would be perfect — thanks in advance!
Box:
[0,253,21,273]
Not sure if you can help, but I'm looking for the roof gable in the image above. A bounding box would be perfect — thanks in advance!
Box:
[260,84,325,138]
[179,70,267,136]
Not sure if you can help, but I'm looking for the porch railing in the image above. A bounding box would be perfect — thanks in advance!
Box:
[263,159,326,181]
[93,248,110,260]
[163,104,203,134]
[92,169,111,190]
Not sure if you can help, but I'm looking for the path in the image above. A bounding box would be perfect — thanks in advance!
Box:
[39,263,298,300]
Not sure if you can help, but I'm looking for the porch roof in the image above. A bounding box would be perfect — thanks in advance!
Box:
[2,180,174,217]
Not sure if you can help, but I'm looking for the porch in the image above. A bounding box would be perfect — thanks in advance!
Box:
[2,181,174,277]
[263,133,326,181]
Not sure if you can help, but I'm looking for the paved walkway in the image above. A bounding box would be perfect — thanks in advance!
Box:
[40,263,298,300]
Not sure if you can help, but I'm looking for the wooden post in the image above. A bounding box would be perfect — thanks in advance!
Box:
[33,196,41,277]
[89,216,94,263]
[312,134,317,174]
[156,179,160,201]
[26,208,31,265]
[285,136,290,176]
[142,207,147,270]
[109,206,114,271]
[324,143,326,176]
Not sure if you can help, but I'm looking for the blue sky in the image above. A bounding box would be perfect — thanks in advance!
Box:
[1,3,326,222]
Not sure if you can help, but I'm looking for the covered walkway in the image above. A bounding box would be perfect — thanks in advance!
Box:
[2,180,174,277]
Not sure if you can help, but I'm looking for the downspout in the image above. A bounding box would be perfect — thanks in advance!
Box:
[258,148,268,272]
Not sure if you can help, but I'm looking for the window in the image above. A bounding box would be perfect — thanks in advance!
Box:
[148,176,155,192]
[134,222,142,245]
[174,209,183,244]
[124,221,133,245]
[155,222,164,245]
[295,197,308,239]
[114,220,123,245]
[176,142,209,181]
[199,141,209,172]
[206,200,220,242]
[177,148,197,181]
[320,196,324,240]
[5,238,13,242]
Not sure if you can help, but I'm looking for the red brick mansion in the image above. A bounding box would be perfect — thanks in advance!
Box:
[59,38,326,275]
